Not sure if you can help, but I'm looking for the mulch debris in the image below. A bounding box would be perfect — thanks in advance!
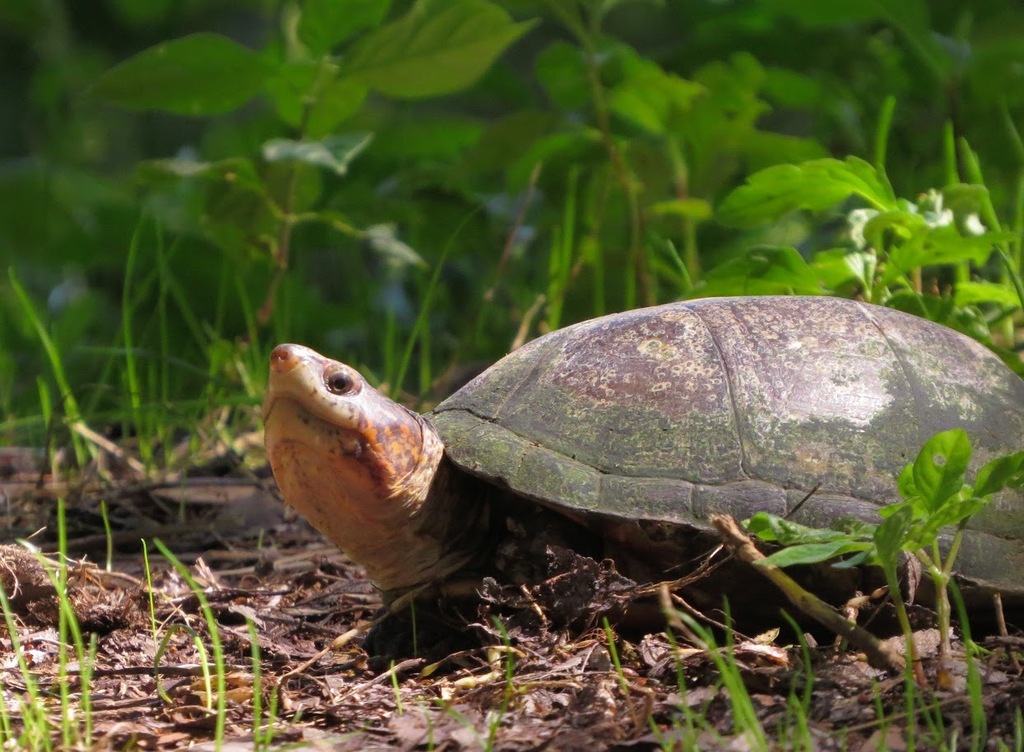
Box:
[0,447,1021,750]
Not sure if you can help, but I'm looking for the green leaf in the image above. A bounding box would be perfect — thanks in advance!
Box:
[261,133,373,176]
[266,60,321,127]
[299,0,391,55]
[810,248,875,291]
[89,33,271,115]
[914,496,991,545]
[911,429,972,513]
[535,40,590,111]
[306,78,369,138]
[746,512,869,546]
[954,280,1024,310]
[896,463,918,499]
[975,451,1024,497]
[266,62,368,138]
[696,246,824,296]
[758,540,873,568]
[608,57,704,135]
[344,0,536,99]
[717,157,896,229]
[873,505,913,571]
[884,227,1011,278]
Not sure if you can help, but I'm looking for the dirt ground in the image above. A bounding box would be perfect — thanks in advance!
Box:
[0,447,1022,751]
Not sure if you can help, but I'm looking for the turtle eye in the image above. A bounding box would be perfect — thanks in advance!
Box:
[325,370,356,395]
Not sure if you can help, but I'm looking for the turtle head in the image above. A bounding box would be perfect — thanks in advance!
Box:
[263,344,448,590]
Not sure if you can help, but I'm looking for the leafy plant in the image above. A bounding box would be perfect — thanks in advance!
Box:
[747,429,1024,663]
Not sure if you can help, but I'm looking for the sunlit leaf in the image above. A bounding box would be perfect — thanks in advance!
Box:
[975,451,1024,497]
[911,429,972,514]
[718,157,896,228]
[695,246,823,296]
[758,540,874,568]
[261,133,373,176]
[954,281,1023,309]
[873,505,913,571]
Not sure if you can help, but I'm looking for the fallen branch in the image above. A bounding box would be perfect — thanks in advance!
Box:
[709,513,906,674]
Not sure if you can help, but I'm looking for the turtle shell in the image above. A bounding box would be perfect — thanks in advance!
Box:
[429,296,1024,595]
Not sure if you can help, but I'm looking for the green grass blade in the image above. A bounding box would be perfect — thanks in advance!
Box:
[9,268,89,466]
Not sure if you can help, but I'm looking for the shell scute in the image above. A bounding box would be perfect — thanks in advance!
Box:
[428,296,1024,593]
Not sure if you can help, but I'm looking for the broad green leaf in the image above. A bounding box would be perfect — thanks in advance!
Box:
[914,496,991,545]
[884,227,1010,278]
[911,429,972,513]
[305,78,369,138]
[717,157,896,228]
[746,512,868,546]
[954,281,1023,310]
[299,0,391,54]
[758,540,873,568]
[345,0,536,98]
[261,133,373,176]
[535,40,590,111]
[873,505,913,571]
[609,57,704,135]
[861,208,926,252]
[810,248,875,291]
[896,463,918,500]
[942,183,991,217]
[266,60,321,126]
[975,451,1024,497]
[89,33,271,115]
[267,62,368,138]
[696,246,823,296]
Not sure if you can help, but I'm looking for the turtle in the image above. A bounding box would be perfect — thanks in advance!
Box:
[262,296,1024,620]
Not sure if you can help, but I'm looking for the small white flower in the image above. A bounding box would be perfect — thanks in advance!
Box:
[917,189,953,228]
[963,213,987,236]
[847,207,879,249]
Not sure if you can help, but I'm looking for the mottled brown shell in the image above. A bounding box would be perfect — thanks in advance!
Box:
[429,296,1024,595]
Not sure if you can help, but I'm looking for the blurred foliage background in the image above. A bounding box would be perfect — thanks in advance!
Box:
[1,0,1022,461]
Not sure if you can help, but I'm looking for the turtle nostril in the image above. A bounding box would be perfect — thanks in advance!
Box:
[269,344,301,373]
